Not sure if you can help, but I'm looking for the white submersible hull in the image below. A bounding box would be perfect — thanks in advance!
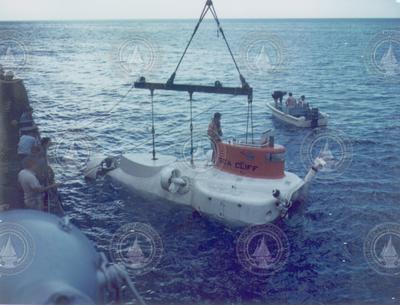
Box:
[85,143,323,225]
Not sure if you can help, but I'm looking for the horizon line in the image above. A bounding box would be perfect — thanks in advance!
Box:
[0,17,399,22]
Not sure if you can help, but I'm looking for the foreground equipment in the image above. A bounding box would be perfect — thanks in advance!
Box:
[0,210,145,305]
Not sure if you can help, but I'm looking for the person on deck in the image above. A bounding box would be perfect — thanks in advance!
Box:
[34,137,58,210]
[40,137,52,157]
[35,137,55,185]
[18,157,58,211]
[19,106,35,129]
[4,71,14,81]
[17,126,39,161]
[208,112,223,163]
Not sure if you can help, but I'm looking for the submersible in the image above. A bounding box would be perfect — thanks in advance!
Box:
[85,0,326,225]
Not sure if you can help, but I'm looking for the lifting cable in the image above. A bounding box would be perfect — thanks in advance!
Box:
[168,3,211,85]
[83,93,239,177]
[189,92,194,166]
[150,90,157,160]
[246,104,250,144]
[168,0,249,89]
[149,0,255,163]
[207,3,248,88]
[250,102,254,143]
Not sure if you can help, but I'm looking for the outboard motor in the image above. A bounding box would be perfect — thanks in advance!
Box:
[310,108,319,128]
[0,210,145,305]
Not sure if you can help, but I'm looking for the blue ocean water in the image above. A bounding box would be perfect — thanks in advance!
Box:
[1,19,400,304]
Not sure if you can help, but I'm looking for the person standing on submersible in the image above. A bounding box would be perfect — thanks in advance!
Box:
[208,112,223,164]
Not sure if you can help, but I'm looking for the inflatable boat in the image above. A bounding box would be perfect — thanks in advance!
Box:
[267,102,328,128]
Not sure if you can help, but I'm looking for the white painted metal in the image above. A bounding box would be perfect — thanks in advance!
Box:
[86,152,315,225]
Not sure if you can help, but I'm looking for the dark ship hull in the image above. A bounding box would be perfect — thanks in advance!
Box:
[0,78,30,210]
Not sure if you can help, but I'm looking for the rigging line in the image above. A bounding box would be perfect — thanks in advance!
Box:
[125,277,147,305]
[208,4,246,86]
[251,102,254,144]
[83,94,240,174]
[245,102,250,144]
[189,93,194,166]
[208,1,253,142]
[151,90,156,160]
[172,3,210,76]
[131,94,238,151]
[74,82,137,131]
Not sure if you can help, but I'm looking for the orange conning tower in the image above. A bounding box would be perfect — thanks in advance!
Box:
[215,142,285,179]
